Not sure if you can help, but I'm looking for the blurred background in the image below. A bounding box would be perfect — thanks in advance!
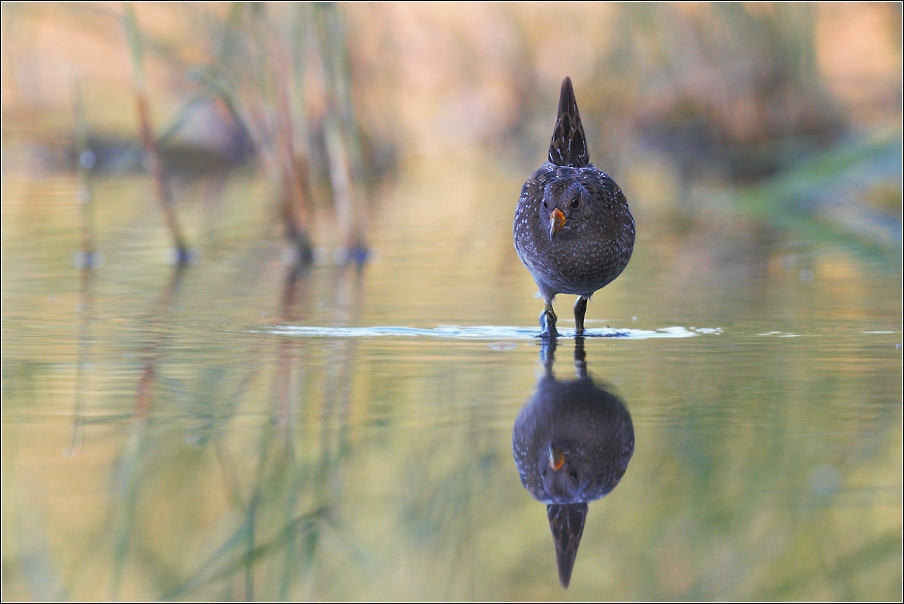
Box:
[2,3,902,601]
[2,2,902,245]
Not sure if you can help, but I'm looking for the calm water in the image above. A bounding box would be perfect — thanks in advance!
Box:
[2,161,901,600]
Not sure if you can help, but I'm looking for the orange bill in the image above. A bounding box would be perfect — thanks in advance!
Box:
[550,208,566,239]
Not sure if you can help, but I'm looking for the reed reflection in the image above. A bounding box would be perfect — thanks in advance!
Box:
[164,261,367,600]
[512,338,634,589]
[107,264,187,598]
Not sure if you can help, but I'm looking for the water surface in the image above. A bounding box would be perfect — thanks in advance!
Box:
[2,165,901,600]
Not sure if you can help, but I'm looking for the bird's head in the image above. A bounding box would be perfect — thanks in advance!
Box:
[540,177,593,241]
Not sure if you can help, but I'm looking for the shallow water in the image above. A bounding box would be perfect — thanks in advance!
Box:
[2,164,901,600]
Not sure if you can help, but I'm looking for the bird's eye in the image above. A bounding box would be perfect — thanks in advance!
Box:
[570,196,580,209]
[569,470,579,482]
[542,200,548,209]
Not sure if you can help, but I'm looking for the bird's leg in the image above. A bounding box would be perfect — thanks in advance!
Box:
[574,296,588,336]
[539,302,558,338]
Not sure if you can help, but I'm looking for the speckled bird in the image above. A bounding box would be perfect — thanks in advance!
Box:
[513,77,635,337]
[512,339,635,588]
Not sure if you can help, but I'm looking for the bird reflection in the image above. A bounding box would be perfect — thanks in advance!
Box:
[512,338,634,589]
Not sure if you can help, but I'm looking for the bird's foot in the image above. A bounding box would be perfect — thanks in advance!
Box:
[540,305,559,338]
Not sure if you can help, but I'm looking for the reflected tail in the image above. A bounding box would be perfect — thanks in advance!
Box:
[547,502,588,589]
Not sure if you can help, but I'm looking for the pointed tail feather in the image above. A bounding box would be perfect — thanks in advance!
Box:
[548,77,589,168]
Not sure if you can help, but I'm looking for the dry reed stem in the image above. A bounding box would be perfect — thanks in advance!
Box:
[124,3,189,262]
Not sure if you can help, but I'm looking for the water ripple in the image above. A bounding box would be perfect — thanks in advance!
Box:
[268,324,722,340]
